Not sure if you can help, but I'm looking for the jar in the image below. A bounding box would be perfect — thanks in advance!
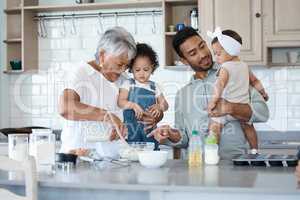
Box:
[8,134,29,162]
[204,144,219,165]
[29,129,56,172]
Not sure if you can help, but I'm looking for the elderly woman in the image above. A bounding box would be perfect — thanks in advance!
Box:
[58,27,162,158]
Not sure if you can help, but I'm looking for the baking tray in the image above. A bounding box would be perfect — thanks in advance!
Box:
[232,154,298,167]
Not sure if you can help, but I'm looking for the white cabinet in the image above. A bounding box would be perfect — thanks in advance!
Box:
[264,0,300,45]
[201,0,263,65]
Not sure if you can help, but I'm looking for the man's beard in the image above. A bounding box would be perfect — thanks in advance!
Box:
[189,55,213,72]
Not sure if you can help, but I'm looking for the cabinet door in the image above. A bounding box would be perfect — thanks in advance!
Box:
[201,0,263,64]
[264,0,300,42]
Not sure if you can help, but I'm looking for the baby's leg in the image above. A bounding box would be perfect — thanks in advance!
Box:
[209,121,224,144]
[240,123,258,150]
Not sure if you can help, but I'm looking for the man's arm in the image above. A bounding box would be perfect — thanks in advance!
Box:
[162,91,189,148]
[209,87,269,123]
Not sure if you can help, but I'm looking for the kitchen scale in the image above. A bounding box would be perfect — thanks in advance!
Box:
[232,153,299,167]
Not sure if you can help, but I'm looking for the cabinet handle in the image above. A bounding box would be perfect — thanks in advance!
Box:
[255,13,261,18]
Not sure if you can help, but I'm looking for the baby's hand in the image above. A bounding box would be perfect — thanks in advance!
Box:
[261,91,269,101]
[207,101,217,114]
[132,103,144,120]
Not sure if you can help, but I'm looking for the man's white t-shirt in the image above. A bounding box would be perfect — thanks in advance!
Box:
[60,63,126,158]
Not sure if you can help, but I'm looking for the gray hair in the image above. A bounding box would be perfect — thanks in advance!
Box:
[95,26,136,64]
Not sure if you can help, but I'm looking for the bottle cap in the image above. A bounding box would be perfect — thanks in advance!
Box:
[191,130,199,136]
[205,134,217,144]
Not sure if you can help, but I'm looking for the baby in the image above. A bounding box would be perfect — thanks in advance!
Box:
[118,43,168,150]
[207,27,268,154]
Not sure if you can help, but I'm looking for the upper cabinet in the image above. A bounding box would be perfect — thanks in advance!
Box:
[263,0,300,45]
[201,0,263,65]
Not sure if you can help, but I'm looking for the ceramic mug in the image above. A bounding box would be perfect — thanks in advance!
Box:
[10,59,22,70]
[176,23,185,31]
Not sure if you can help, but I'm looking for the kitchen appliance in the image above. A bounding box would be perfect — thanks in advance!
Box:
[29,129,56,172]
[8,134,29,161]
[232,154,298,167]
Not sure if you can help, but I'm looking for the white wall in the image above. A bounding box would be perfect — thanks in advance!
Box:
[1,1,300,132]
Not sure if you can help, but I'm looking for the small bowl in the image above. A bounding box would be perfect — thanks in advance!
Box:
[119,142,155,161]
[138,150,168,168]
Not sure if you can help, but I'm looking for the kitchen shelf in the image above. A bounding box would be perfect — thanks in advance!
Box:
[268,63,300,67]
[3,69,24,74]
[164,65,192,71]
[165,0,197,6]
[163,0,198,66]
[165,32,177,36]
[4,8,22,14]
[23,0,163,12]
[3,38,22,43]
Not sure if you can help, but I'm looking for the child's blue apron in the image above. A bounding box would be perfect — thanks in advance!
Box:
[123,78,159,150]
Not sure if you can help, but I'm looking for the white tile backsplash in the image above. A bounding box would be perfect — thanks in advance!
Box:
[3,7,300,132]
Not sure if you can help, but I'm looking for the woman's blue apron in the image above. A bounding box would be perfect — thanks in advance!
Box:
[123,78,159,150]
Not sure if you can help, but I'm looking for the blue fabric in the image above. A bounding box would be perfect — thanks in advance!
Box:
[123,79,159,150]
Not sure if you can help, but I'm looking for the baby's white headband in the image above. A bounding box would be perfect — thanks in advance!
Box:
[207,27,241,56]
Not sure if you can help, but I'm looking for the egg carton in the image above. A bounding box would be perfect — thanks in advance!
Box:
[232,154,298,167]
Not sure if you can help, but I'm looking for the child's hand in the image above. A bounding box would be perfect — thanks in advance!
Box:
[207,101,217,114]
[148,104,162,119]
[132,103,144,120]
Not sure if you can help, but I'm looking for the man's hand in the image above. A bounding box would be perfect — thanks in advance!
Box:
[148,125,182,144]
[147,125,171,144]
[209,98,232,117]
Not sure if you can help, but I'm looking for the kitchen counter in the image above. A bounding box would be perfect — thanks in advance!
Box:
[0,160,299,200]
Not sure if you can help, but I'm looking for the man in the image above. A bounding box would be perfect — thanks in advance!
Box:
[150,27,269,159]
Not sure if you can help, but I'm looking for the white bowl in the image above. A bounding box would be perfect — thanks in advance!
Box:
[138,151,168,168]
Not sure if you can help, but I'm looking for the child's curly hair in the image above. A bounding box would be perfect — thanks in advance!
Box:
[128,43,159,73]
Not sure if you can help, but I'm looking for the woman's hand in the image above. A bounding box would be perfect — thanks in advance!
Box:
[132,103,144,120]
[105,113,127,141]
[141,106,164,131]
[148,104,163,119]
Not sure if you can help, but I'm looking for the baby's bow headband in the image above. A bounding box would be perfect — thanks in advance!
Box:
[207,27,241,56]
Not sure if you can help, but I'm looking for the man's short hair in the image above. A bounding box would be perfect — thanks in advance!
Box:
[172,27,201,58]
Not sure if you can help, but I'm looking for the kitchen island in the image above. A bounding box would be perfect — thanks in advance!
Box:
[0,160,299,200]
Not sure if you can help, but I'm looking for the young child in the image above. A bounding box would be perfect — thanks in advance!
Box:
[118,43,169,150]
[206,27,268,154]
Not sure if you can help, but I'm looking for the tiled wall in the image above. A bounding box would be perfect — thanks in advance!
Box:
[3,7,300,132]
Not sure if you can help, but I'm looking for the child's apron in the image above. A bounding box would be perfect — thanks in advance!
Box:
[123,78,159,150]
